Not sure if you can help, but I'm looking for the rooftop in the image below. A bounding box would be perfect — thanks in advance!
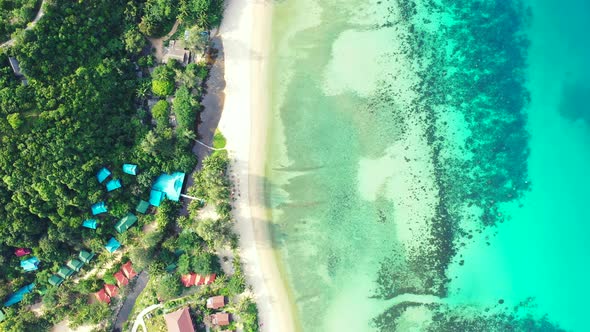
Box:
[211,312,230,326]
[206,295,225,309]
[115,213,138,233]
[164,307,195,332]
[136,199,150,214]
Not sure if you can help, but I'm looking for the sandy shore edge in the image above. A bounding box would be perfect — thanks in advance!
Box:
[217,0,296,331]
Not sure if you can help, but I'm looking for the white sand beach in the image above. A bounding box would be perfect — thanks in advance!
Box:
[217,0,296,331]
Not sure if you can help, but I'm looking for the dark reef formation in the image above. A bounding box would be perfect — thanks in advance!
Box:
[373,302,566,332]
[371,0,563,330]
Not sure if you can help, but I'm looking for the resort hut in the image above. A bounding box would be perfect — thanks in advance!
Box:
[79,250,95,264]
[204,274,216,285]
[0,308,6,322]
[164,307,195,332]
[162,40,190,66]
[48,275,64,287]
[104,284,118,298]
[3,283,35,307]
[121,261,137,279]
[14,248,31,257]
[211,313,230,327]
[57,266,74,279]
[106,179,122,192]
[114,213,138,233]
[94,289,110,304]
[96,167,111,184]
[195,274,205,286]
[66,259,84,272]
[206,296,225,310]
[181,273,197,288]
[20,256,40,272]
[122,164,138,175]
[105,237,121,253]
[82,219,98,229]
[113,271,129,287]
[149,172,186,207]
[91,201,108,215]
[136,199,150,214]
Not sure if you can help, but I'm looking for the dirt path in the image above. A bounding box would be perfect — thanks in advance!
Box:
[0,0,47,48]
[147,20,181,63]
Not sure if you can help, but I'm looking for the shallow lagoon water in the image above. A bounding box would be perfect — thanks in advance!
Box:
[265,0,590,330]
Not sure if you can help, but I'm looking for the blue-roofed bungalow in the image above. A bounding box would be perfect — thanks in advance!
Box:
[82,219,98,229]
[48,274,63,287]
[79,250,95,264]
[123,164,138,175]
[91,202,107,215]
[4,283,35,307]
[57,266,74,279]
[149,172,186,206]
[149,189,165,207]
[136,200,150,214]
[96,167,111,183]
[67,259,84,272]
[20,257,40,272]
[115,213,138,233]
[106,179,122,192]
[105,237,121,253]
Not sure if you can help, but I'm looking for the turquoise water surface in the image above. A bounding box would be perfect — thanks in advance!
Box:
[265,0,590,330]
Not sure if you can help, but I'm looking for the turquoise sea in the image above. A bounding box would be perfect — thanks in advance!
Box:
[265,0,590,331]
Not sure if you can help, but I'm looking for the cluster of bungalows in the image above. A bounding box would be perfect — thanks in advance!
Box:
[161,296,231,332]
[207,296,231,328]
[94,261,137,304]
[48,250,95,287]
[180,273,216,288]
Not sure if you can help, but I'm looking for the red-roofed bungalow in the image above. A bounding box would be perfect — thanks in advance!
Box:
[204,274,216,285]
[195,274,205,286]
[104,284,118,298]
[121,261,137,279]
[211,312,230,326]
[181,273,196,287]
[15,248,31,257]
[113,271,129,287]
[94,289,110,304]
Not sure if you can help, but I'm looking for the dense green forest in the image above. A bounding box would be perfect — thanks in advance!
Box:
[0,0,40,42]
[0,0,227,329]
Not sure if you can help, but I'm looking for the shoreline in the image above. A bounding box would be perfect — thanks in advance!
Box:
[217,0,296,331]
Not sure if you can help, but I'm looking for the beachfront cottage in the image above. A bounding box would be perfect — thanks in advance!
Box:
[14,248,31,257]
[48,274,63,287]
[94,289,110,304]
[106,178,122,192]
[206,295,225,310]
[82,219,98,229]
[115,213,138,233]
[104,284,118,298]
[91,201,108,215]
[66,259,84,272]
[136,199,150,214]
[114,271,129,287]
[105,237,121,253]
[96,167,111,183]
[163,40,190,66]
[20,256,40,272]
[121,261,137,279]
[211,312,230,327]
[164,307,195,332]
[57,266,74,279]
[78,250,95,264]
